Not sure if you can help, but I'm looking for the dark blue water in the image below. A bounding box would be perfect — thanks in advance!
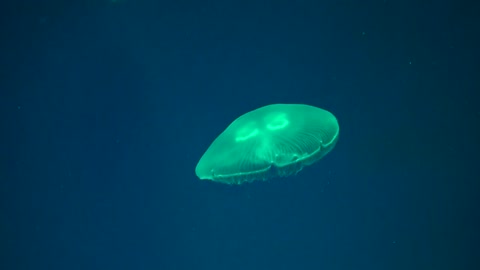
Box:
[1,1,478,269]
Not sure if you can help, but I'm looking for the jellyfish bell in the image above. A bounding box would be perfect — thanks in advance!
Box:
[195,104,339,185]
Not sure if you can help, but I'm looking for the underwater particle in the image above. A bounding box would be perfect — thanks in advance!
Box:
[195,104,339,185]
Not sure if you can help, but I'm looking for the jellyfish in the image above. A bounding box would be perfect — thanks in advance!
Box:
[195,104,339,184]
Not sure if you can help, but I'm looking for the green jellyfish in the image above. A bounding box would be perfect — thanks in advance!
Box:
[195,104,339,185]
